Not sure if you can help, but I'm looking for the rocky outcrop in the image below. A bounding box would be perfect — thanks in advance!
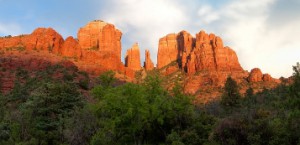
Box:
[77,20,123,72]
[157,31,195,69]
[0,20,125,76]
[61,36,82,59]
[157,30,243,74]
[263,73,272,82]
[186,31,243,74]
[248,68,263,82]
[0,28,64,53]
[29,28,64,53]
[144,49,154,71]
[77,20,122,60]
[157,33,178,69]
[248,68,274,83]
[125,43,141,71]
[0,20,280,98]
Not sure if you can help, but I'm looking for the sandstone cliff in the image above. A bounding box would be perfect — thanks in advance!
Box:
[78,20,124,72]
[0,20,281,102]
[157,30,243,74]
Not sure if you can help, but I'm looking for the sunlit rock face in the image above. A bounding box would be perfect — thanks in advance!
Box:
[125,43,141,71]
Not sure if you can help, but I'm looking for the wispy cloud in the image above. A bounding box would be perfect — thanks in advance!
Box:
[0,22,22,36]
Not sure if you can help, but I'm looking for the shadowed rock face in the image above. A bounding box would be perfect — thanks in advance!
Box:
[157,31,195,69]
[144,49,154,71]
[125,43,141,71]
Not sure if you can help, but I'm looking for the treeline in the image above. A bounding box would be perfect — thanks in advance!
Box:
[0,63,299,145]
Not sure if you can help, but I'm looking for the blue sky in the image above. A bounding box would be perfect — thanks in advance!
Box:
[0,0,299,78]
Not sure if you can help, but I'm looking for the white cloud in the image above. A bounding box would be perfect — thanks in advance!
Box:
[195,0,300,78]
[99,0,300,78]
[100,0,188,64]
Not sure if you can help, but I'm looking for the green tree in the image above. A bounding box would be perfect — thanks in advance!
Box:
[221,77,241,108]
[289,62,300,100]
[91,73,215,145]
[92,71,117,100]
[22,81,83,144]
[245,87,254,97]
[98,70,116,88]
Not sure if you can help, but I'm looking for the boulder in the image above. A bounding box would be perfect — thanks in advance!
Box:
[248,68,263,82]
[263,73,272,82]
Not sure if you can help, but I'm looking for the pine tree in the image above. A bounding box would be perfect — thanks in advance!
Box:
[221,76,241,107]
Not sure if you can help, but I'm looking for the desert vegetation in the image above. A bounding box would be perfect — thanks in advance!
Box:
[0,63,299,145]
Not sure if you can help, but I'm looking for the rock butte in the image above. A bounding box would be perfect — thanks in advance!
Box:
[0,20,282,101]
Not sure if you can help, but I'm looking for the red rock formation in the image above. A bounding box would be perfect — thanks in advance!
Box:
[0,20,281,98]
[177,31,195,70]
[263,73,272,82]
[125,43,141,71]
[77,20,122,60]
[0,28,64,53]
[0,51,79,94]
[61,36,82,59]
[189,31,243,73]
[165,65,179,75]
[77,20,123,72]
[248,68,263,82]
[157,30,243,74]
[29,28,64,53]
[124,67,135,79]
[157,33,178,69]
[144,49,154,71]
[157,31,195,69]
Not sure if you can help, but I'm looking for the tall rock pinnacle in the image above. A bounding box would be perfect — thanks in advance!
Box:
[125,43,141,71]
[144,49,154,71]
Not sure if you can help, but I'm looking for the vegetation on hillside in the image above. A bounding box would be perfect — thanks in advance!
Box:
[0,63,299,145]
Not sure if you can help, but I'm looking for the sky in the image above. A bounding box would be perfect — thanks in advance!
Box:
[0,0,299,78]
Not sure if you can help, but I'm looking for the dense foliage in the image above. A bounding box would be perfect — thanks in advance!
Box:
[0,63,300,144]
[90,71,215,145]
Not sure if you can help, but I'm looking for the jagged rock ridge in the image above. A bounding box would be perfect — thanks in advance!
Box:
[0,20,281,102]
[157,30,243,74]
